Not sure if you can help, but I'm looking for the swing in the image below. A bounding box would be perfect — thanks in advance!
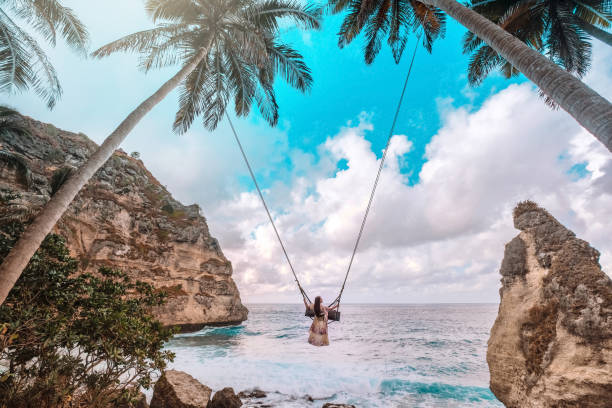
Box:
[227,24,425,323]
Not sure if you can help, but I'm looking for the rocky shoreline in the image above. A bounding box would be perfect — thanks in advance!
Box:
[145,370,355,408]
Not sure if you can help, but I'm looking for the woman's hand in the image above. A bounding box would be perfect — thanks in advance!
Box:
[328,303,339,311]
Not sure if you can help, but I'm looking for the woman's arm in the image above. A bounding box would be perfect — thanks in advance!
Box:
[303,297,312,310]
[327,303,339,311]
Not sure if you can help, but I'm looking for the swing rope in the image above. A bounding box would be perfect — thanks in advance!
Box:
[226,112,311,305]
[227,25,425,311]
[329,24,424,310]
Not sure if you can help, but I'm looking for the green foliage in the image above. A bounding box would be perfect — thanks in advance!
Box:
[50,167,72,195]
[161,203,174,215]
[0,189,20,204]
[0,106,29,139]
[0,150,32,188]
[0,222,175,408]
[92,0,322,131]
[130,151,141,159]
[0,0,89,108]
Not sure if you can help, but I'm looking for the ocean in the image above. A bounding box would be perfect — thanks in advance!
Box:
[165,303,503,407]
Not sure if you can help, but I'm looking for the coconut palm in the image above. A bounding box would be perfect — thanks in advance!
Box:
[0,0,88,108]
[0,0,321,305]
[464,0,611,93]
[333,0,612,151]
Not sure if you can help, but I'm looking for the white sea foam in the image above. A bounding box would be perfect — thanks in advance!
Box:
[163,304,502,407]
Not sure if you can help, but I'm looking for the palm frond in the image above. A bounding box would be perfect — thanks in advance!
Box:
[145,0,200,23]
[173,58,209,134]
[467,44,504,85]
[92,24,189,58]
[0,12,31,94]
[225,47,256,117]
[267,42,312,91]
[328,0,354,13]
[9,0,58,46]
[244,0,322,32]
[547,2,591,77]
[364,0,391,64]
[202,49,229,131]
[0,9,61,108]
[139,31,193,72]
[254,74,279,127]
[337,1,366,47]
[9,0,89,54]
[573,0,611,28]
[224,24,269,68]
[19,0,89,55]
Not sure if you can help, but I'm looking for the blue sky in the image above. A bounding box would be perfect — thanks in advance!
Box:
[3,0,611,303]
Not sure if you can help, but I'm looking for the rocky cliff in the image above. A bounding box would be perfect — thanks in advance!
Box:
[0,114,247,331]
[488,201,611,407]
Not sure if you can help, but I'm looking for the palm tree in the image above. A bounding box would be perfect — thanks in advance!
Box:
[464,0,611,100]
[0,0,88,108]
[0,0,321,305]
[333,0,612,151]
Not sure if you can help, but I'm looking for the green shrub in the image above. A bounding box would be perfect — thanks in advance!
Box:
[0,222,175,408]
[50,167,72,196]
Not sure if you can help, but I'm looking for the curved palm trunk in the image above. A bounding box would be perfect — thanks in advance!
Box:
[422,0,612,152]
[576,18,612,47]
[0,47,207,305]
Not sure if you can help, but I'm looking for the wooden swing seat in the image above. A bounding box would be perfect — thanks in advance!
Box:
[305,309,340,322]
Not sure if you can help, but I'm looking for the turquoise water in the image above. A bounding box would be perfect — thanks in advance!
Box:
[165,304,503,407]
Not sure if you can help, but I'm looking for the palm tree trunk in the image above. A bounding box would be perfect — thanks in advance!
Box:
[576,18,612,47]
[0,47,208,305]
[421,0,612,152]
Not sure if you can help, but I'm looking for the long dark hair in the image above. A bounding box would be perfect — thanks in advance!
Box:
[314,296,323,317]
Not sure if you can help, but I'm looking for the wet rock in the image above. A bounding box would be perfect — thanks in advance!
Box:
[0,114,248,329]
[210,387,242,408]
[488,201,612,407]
[237,389,266,399]
[321,404,356,408]
[150,370,211,408]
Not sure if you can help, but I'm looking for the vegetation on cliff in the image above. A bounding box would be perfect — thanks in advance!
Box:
[0,203,174,408]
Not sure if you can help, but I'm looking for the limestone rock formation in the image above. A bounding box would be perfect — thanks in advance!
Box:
[0,115,247,330]
[488,201,612,407]
[209,387,242,408]
[150,370,211,408]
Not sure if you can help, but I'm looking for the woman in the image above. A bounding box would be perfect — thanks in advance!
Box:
[304,296,338,346]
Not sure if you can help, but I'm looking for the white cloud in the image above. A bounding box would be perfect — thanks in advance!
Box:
[203,47,612,304]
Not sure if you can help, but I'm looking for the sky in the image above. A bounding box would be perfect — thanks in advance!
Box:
[3,0,612,304]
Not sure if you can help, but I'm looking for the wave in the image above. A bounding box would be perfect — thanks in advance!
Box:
[380,379,497,402]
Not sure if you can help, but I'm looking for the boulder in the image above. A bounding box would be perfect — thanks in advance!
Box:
[321,404,356,408]
[150,370,211,408]
[488,201,612,407]
[209,387,242,408]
